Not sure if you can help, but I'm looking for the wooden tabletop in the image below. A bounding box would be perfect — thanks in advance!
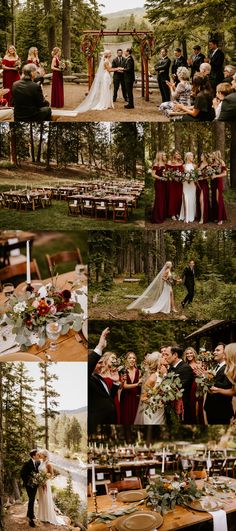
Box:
[0,230,35,245]
[88,478,236,530]
[0,271,87,362]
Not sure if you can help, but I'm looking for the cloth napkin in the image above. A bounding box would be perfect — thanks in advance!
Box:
[208,509,228,531]
[0,324,18,354]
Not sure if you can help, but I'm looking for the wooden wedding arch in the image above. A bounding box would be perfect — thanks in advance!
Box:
[81,29,154,101]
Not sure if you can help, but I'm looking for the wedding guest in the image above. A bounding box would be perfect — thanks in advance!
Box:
[171,48,187,83]
[51,47,64,108]
[188,45,205,79]
[2,45,21,104]
[160,67,191,116]
[100,351,121,423]
[212,82,234,119]
[204,343,234,424]
[196,152,211,224]
[151,150,168,223]
[208,39,224,92]
[199,62,211,81]
[166,150,183,220]
[27,46,45,85]
[211,343,236,396]
[155,48,171,103]
[112,49,127,102]
[12,63,51,122]
[120,352,142,425]
[183,347,204,424]
[210,150,227,225]
[123,48,135,109]
[223,65,236,83]
[166,346,194,423]
[218,73,236,121]
[175,74,214,121]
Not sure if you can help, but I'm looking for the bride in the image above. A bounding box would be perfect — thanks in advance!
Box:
[135,352,166,424]
[37,449,67,525]
[127,261,178,314]
[75,50,122,112]
[179,152,197,223]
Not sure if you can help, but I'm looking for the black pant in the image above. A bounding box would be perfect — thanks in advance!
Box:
[158,77,170,102]
[14,106,52,122]
[26,486,37,520]
[182,286,194,305]
[125,80,134,107]
[113,76,126,101]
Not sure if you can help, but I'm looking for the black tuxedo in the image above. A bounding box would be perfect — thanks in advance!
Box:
[88,351,119,434]
[12,78,51,122]
[182,266,195,306]
[169,360,194,423]
[123,55,135,108]
[171,56,187,82]
[209,48,225,89]
[190,53,205,78]
[21,458,40,520]
[112,56,127,102]
[204,364,234,424]
[155,56,171,102]
[218,92,236,122]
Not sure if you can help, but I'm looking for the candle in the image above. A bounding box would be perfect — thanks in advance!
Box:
[207,450,212,471]
[26,241,31,284]
[161,447,165,474]
[91,460,96,493]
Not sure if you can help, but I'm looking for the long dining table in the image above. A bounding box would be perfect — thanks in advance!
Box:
[0,270,87,362]
[88,477,236,531]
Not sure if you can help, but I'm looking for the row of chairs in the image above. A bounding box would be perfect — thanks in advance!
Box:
[0,193,52,211]
[68,199,130,223]
[0,248,83,284]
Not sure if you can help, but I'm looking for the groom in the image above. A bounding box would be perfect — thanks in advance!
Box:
[112,49,127,103]
[123,48,135,109]
[181,259,195,307]
[21,449,40,527]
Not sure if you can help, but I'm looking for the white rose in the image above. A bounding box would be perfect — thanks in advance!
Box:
[38,286,47,298]
[13,301,27,313]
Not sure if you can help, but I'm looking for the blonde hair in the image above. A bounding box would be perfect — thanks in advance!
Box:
[40,449,50,460]
[5,45,18,58]
[145,351,162,373]
[125,351,137,366]
[211,150,225,165]
[165,261,172,269]
[154,151,166,166]
[103,49,112,59]
[183,346,198,363]
[225,343,236,385]
[52,47,61,57]
[185,152,194,163]
[28,47,38,61]
[100,351,117,374]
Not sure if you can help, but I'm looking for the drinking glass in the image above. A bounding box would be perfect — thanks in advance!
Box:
[2,283,14,298]
[108,487,118,510]
[46,321,62,351]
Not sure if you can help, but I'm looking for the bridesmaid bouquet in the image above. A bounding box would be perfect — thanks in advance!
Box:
[195,368,217,397]
[59,59,71,71]
[142,373,183,418]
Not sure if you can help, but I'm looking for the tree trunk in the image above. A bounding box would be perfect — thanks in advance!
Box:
[9,125,17,165]
[46,124,52,170]
[230,125,236,189]
[44,0,56,54]
[37,123,44,163]
[62,0,71,70]
[30,124,35,163]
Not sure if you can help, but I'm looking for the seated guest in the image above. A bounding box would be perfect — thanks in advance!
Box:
[188,45,205,80]
[199,62,211,78]
[218,73,236,121]
[12,63,51,122]
[171,48,187,83]
[175,74,214,121]
[160,67,191,116]
[212,82,234,119]
[223,64,236,83]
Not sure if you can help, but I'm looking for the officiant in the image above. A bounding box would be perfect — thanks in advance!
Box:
[112,49,127,103]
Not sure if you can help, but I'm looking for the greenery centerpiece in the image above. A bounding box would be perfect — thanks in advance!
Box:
[147,476,204,515]
[1,282,83,350]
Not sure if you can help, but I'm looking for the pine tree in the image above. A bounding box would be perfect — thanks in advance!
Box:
[38,362,60,450]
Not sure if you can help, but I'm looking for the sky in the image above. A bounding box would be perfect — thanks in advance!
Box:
[100,1,145,14]
[24,362,87,413]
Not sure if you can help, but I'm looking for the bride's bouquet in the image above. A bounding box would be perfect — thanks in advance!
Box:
[182,169,199,183]
[195,368,217,397]
[141,372,183,419]
[28,471,48,488]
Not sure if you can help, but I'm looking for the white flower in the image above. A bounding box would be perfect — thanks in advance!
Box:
[13,301,27,313]
[38,286,47,298]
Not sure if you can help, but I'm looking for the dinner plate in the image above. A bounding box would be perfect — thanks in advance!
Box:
[116,511,163,531]
[186,497,223,512]
[117,490,148,503]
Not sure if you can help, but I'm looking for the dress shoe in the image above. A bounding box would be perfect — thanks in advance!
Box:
[124,104,134,109]
[29,520,36,527]
[181,301,185,308]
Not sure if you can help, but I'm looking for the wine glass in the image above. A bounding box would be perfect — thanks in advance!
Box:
[2,283,14,298]
[46,321,62,351]
[108,487,118,510]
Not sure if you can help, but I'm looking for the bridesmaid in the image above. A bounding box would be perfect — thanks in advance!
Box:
[100,351,121,423]
[27,46,44,85]
[183,347,204,424]
[120,352,142,425]
[151,151,168,223]
[2,45,21,104]
[210,150,227,225]
[196,152,211,224]
[166,150,184,220]
[51,47,64,108]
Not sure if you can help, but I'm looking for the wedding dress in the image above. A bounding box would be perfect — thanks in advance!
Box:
[37,461,66,525]
[74,55,114,113]
[127,263,171,314]
[134,373,165,425]
[179,162,197,222]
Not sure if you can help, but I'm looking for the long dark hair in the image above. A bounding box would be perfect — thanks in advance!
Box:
[192,74,213,97]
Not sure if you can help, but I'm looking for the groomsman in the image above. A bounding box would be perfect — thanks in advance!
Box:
[166,346,194,423]
[189,45,205,79]
[171,48,187,83]
[208,39,225,91]
[155,48,171,102]
[123,48,135,109]
[112,49,127,102]
[204,343,234,424]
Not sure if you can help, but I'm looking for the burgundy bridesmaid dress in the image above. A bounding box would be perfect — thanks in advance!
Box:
[196,169,210,223]
[51,57,64,108]
[166,163,183,218]
[2,59,20,104]
[103,377,120,423]
[151,165,167,223]
[211,165,227,222]
[120,368,141,425]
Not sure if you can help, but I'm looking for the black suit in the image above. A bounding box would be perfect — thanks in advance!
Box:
[171,56,187,83]
[204,364,234,424]
[88,351,119,434]
[123,55,135,108]
[21,458,40,520]
[155,56,171,102]
[12,78,51,122]
[112,56,127,102]
[182,266,195,306]
[190,53,205,79]
[169,360,194,423]
[209,48,225,89]
[218,92,236,122]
